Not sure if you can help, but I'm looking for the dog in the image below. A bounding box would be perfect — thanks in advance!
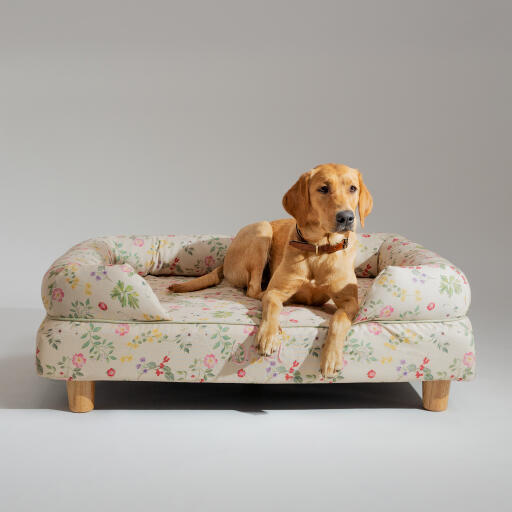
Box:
[169,163,373,377]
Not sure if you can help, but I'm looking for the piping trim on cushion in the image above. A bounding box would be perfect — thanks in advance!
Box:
[45,314,469,327]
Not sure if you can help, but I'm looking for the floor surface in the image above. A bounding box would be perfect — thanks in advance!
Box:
[0,308,509,512]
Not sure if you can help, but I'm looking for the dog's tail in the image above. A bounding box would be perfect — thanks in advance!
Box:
[168,265,224,293]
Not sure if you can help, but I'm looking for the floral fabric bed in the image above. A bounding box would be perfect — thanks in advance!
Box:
[36,233,475,384]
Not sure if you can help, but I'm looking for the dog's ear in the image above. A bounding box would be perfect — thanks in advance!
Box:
[282,172,311,225]
[357,171,373,228]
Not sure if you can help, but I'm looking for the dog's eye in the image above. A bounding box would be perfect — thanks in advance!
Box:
[318,185,329,194]
[350,185,358,193]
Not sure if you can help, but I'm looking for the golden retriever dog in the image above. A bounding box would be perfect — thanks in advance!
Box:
[169,163,373,377]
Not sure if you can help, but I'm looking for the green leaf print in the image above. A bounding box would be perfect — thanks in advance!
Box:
[80,323,117,362]
[70,298,93,319]
[439,275,462,297]
[43,328,61,349]
[110,280,140,309]
[36,356,43,375]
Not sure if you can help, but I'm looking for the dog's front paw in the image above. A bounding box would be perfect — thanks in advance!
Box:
[257,323,281,356]
[321,345,344,378]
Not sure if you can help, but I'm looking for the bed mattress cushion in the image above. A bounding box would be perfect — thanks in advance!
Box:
[36,315,475,384]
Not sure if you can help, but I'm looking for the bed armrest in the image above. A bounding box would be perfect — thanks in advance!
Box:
[41,240,168,321]
[356,236,471,323]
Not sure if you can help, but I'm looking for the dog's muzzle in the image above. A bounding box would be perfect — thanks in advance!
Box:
[335,210,355,232]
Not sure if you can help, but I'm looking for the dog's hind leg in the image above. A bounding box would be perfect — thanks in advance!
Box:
[224,221,272,298]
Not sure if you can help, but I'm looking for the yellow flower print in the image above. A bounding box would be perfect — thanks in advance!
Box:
[415,289,422,302]
[280,331,291,343]
[126,342,139,349]
[120,355,133,363]
[384,342,397,351]
[146,245,158,258]
[85,282,92,296]
[142,314,163,321]
[391,288,405,301]
[377,275,387,285]
[402,329,417,345]
[65,276,80,289]
[380,356,392,364]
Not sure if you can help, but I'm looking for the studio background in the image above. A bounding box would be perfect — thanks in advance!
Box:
[0,1,510,511]
[1,0,510,314]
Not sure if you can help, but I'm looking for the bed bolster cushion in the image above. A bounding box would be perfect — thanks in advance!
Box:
[41,240,168,321]
[356,236,471,323]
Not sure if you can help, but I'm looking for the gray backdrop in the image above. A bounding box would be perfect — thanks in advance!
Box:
[1,0,510,318]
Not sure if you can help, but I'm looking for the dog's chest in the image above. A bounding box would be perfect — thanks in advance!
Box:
[306,251,356,287]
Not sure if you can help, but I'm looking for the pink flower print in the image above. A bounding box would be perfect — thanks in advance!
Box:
[120,264,132,273]
[72,353,86,368]
[361,234,370,238]
[367,369,376,378]
[98,302,108,311]
[106,368,116,377]
[115,324,130,336]
[367,323,382,335]
[463,352,475,367]
[169,257,180,272]
[204,255,215,268]
[427,302,435,311]
[379,305,394,318]
[237,369,246,378]
[133,238,144,247]
[243,325,258,336]
[203,354,218,369]
[52,288,64,302]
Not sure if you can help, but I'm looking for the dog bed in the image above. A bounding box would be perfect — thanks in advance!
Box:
[36,233,475,411]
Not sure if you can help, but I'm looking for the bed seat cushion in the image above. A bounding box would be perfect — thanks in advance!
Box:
[146,275,374,327]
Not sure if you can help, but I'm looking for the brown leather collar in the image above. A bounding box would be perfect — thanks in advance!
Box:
[289,225,349,255]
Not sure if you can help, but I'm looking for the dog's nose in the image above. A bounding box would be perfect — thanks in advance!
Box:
[336,210,355,226]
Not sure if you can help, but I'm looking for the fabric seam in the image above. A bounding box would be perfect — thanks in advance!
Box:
[44,314,468,327]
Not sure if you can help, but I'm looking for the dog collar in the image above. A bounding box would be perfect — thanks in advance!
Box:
[289,225,349,255]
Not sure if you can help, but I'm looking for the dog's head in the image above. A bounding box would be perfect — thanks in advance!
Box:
[282,163,373,239]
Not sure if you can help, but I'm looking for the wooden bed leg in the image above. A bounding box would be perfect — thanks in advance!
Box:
[66,381,95,413]
[422,380,450,411]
